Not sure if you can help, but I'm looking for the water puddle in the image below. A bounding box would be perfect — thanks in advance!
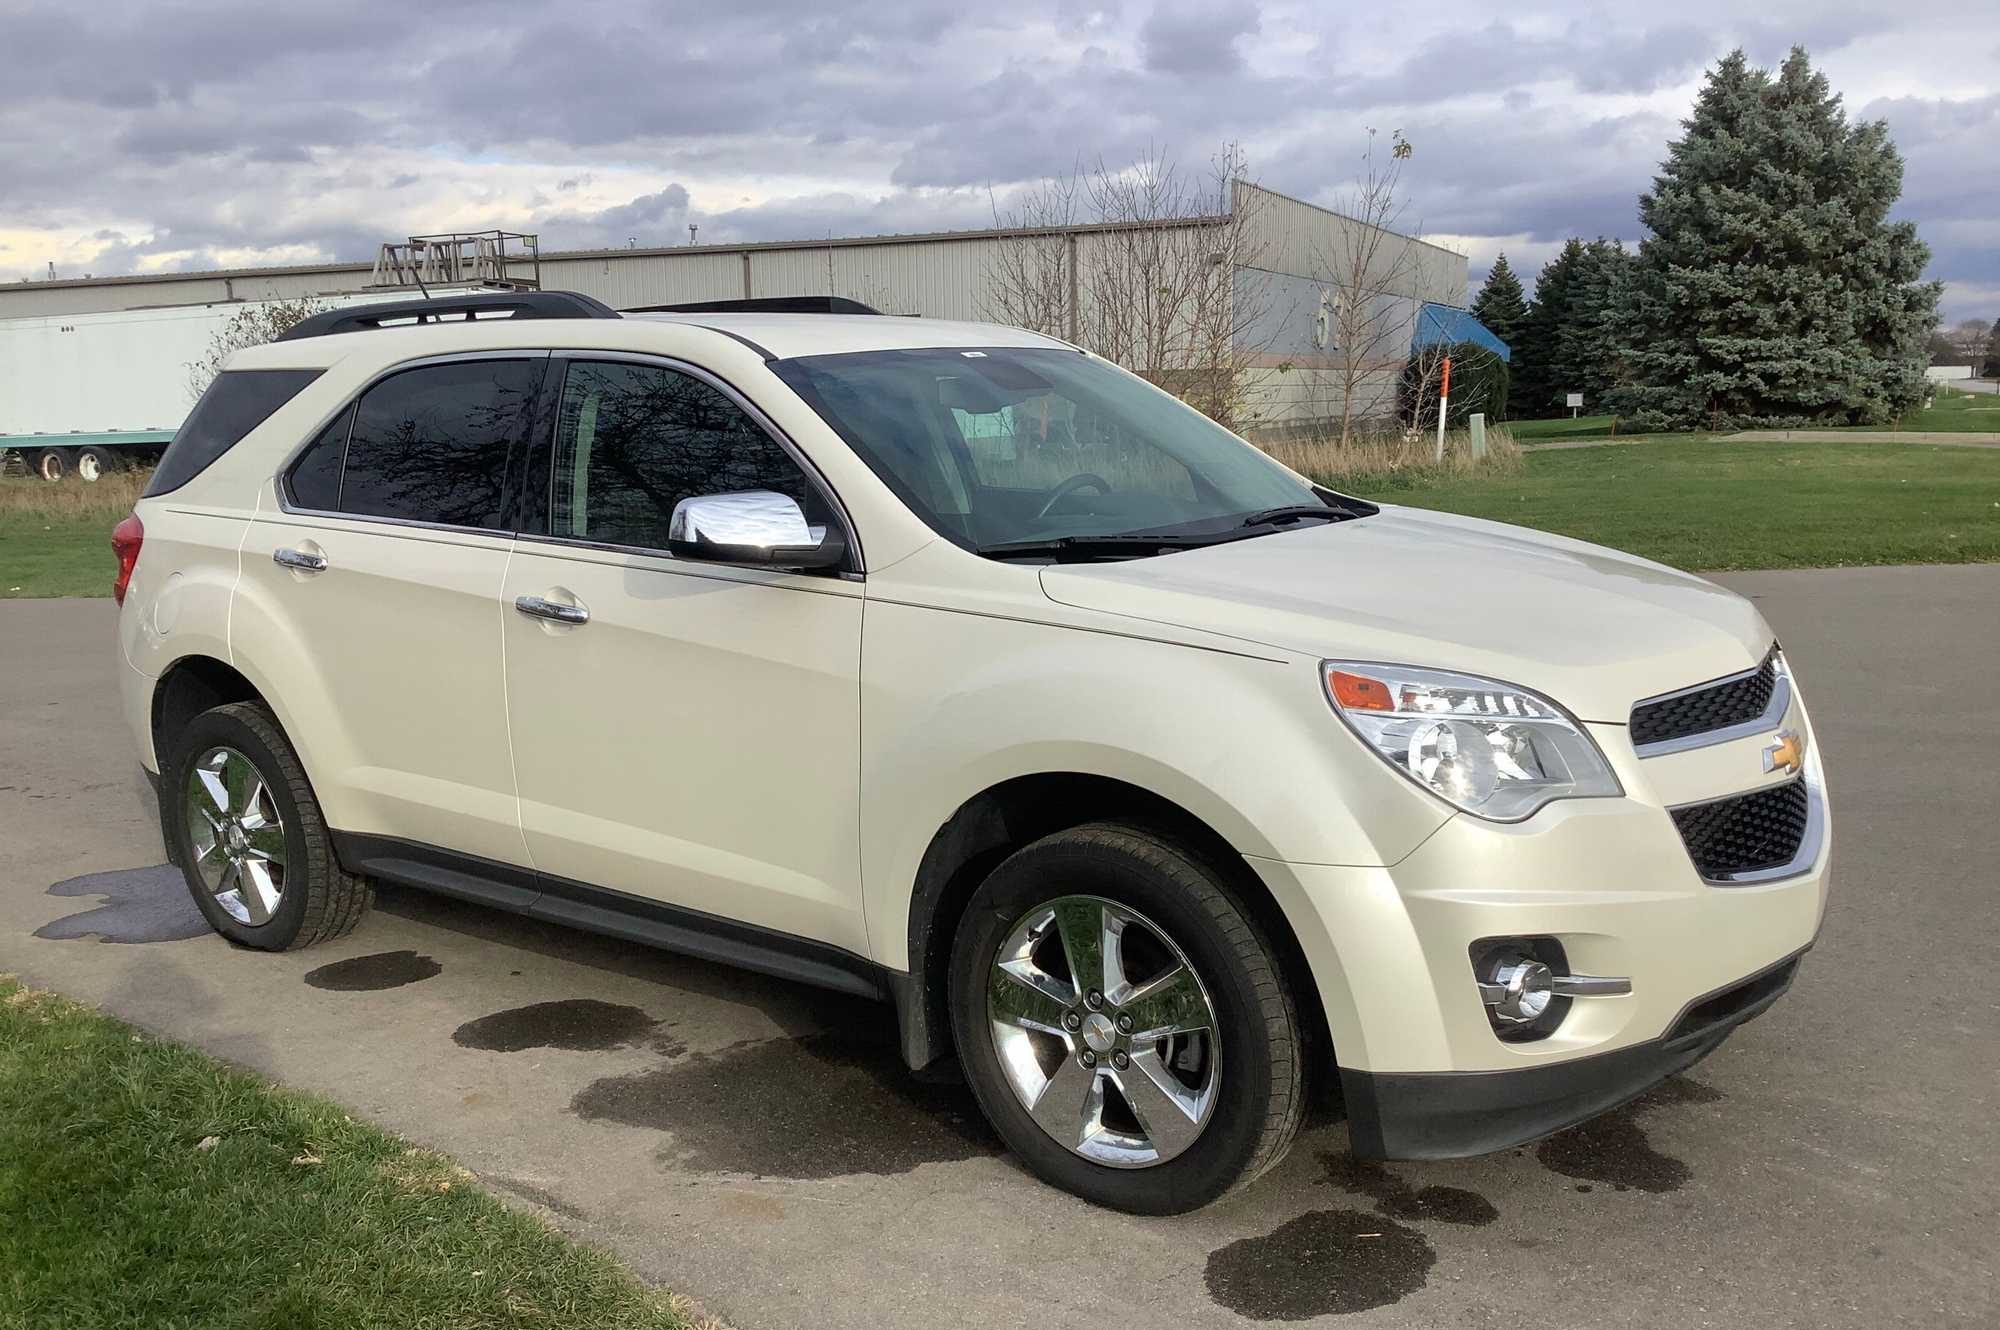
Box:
[33,865,207,944]
[303,950,442,992]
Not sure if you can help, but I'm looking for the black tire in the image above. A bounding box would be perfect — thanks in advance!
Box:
[948,822,1304,1213]
[74,445,123,481]
[161,701,371,950]
[31,447,70,482]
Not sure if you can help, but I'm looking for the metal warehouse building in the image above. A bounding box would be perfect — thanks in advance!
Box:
[0,182,1467,436]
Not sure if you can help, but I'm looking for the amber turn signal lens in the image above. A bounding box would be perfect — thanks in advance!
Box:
[1327,668,1394,712]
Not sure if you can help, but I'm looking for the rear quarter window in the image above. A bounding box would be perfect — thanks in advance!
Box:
[144,369,323,497]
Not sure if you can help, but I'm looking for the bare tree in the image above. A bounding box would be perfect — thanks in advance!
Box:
[985,144,1277,430]
[1945,317,1991,369]
[1310,130,1457,444]
[186,297,333,401]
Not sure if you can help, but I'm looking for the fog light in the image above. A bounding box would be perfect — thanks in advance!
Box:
[1483,957,1554,1025]
[1472,938,1633,1042]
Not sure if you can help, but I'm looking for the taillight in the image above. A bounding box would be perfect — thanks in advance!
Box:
[111,513,144,605]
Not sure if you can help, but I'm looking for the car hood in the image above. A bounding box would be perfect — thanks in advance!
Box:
[1038,506,1771,723]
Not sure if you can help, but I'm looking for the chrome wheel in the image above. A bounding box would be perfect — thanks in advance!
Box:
[987,895,1220,1168]
[184,746,289,926]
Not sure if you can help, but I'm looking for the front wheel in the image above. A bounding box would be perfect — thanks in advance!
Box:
[949,823,1303,1213]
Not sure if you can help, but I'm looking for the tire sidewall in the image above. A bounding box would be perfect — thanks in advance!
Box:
[163,707,314,949]
[949,830,1284,1213]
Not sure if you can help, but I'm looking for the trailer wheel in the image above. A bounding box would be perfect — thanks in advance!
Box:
[31,448,71,482]
[75,446,123,482]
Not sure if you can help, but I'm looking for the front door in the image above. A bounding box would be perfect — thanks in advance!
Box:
[500,357,867,954]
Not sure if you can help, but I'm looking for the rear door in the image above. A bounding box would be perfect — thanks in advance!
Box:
[500,355,868,953]
[233,354,546,868]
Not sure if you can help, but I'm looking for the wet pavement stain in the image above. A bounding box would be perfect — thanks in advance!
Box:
[1205,1209,1435,1320]
[452,999,671,1053]
[1322,1152,1499,1225]
[485,1175,588,1220]
[33,865,207,944]
[303,950,442,992]
[570,1030,999,1178]
[1534,1077,1720,1193]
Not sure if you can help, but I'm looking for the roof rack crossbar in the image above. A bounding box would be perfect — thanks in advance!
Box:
[276,291,621,341]
[627,296,882,315]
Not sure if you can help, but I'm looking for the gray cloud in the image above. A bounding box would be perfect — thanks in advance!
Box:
[0,1,1990,322]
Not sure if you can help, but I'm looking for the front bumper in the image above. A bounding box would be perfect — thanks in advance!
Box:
[1340,945,1806,1158]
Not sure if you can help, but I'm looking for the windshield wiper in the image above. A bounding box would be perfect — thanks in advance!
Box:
[976,533,1213,562]
[1236,504,1346,528]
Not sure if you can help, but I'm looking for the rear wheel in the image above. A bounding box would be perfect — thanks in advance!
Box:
[75,445,122,481]
[31,447,70,482]
[162,701,371,950]
[949,822,1303,1213]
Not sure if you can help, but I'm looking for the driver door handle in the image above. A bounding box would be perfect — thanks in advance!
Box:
[515,594,590,625]
[273,547,327,573]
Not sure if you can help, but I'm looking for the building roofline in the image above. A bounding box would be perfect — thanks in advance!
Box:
[11,214,1237,295]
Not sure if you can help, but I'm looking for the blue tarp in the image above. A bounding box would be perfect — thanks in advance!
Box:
[1411,303,1511,362]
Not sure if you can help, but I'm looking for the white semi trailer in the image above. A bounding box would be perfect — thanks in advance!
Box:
[0,288,491,481]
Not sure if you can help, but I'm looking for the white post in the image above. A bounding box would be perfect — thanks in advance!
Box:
[1469,412,1487,458]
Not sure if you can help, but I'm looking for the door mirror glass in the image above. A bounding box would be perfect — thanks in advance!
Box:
[667,490,845,569]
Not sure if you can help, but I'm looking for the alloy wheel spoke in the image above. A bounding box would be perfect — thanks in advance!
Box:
[1028,1053,1102,1149]
[1121,964,1210,1041]
[195,765,231,815]
[238,779,273,830]
[1117,1048,1206,1160]
[1050,898,1107,999]
[243,824,287,866]
[221,754,256,819]
[989,965,1073,1035]
[236,859,280,925]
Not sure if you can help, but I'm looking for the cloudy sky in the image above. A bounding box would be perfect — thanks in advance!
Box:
[2,0,1994,319]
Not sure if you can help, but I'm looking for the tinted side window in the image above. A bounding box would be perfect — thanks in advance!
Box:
[551,361,813,550]
[340,359,540,528]
[146,369,323,497]
[285,405,352,510]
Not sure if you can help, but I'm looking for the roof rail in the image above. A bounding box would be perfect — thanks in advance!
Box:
[276,291,620,341]
[628,296,882,315]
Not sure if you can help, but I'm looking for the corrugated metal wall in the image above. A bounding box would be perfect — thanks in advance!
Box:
[0,186,1466,430]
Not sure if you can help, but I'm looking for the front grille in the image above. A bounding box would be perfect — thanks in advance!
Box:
[1670,778,1810,880]
[1630,649,1779,748]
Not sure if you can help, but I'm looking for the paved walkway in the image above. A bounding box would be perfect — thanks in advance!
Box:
[1725,429,2000,447]
[4,577,1998,1329]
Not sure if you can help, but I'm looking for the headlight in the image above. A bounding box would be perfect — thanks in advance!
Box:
[1321,661,1621,821]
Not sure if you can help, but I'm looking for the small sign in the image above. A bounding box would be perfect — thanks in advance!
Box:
[1566,392,1584,408]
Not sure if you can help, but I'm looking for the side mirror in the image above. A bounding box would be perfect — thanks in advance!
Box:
[666,490,846,571]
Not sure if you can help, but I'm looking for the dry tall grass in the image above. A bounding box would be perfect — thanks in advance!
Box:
[0,470,151,520]
[1254,424,1524,488]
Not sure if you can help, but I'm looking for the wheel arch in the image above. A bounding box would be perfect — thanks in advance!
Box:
[151,654,266,762]
[891,772,1335,1099]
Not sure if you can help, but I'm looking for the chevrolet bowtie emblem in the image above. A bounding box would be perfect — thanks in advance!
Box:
[1763,730,1805,776]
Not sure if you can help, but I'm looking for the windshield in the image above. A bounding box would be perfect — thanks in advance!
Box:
[770,347,1354,557]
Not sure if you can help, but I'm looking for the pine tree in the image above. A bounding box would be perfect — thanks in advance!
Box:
[1610,48,1941,429]
[1471,253,1529,353]
[1984,319,2000,377]
[1511,239,1586,417]
[1554,239,1634,409]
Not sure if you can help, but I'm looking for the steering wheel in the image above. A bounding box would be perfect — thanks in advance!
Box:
[1033,472,1114,521]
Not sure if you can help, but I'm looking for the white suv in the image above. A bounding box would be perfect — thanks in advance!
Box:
[115,292,1829,1213]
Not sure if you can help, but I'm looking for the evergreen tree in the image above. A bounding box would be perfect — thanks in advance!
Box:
[1470,253,1529,352]
[1984,320,2000,377]
[1610,47,1941,429]
[1511,239,1586,417]
[1554,239,1634,410]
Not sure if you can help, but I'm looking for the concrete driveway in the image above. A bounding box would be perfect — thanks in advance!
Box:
[2,568,1996,1329]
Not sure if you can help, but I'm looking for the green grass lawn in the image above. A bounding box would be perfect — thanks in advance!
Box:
[1352,437,2000,570]
[0,975,692,1330]
[1504,414,1621,441]
[1505,387,2000,442]
[1,472,145,598]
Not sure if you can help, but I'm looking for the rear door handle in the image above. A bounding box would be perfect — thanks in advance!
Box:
[515,594,589,625]
[273,547,327,573]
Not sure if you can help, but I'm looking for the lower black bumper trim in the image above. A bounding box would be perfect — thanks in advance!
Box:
[1342,947,1807,1160]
